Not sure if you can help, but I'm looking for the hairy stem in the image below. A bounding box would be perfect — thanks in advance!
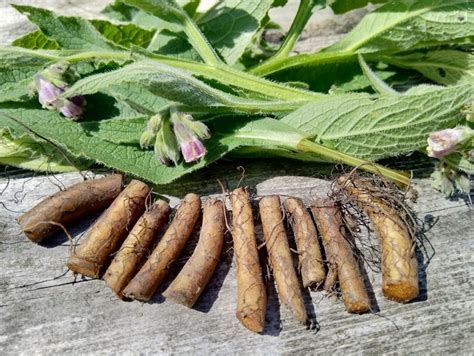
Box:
[297,139,410,186]
[250,0,319,75]
[182,12,221,66]
[0,48,319,101]
[251,49,357,76]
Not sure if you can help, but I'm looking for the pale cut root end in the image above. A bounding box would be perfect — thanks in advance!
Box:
[237,312,265,333]
[383,283,419,303]
[67,255,101,278]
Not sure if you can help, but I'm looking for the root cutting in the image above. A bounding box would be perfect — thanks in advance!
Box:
[67,179,149,278]
[230,187,267,333]
[18,174,123,243]
[336,175,419,303]
[122,193,201,302]
[259,195,308,326]
[284,197,325,289]
[103,200,171,299]
[311,199,370,314]
[163,198,226,307]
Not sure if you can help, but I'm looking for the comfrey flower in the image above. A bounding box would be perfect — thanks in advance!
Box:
[171,111,210,163]
[140,110,211,165]
[141,113,180,165]
[31,61,85,120]
[427,127,473,158]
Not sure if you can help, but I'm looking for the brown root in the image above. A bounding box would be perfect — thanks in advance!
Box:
[122,193,201,302]
[18,174,123,243]
[67,179,149,278]
[311,200,370,314]
[323,264,338,293]
[259,195,308,326]
[283,197,325,289]
[230,187,267,333]
[163,198,226,308]
[336,175,419,303]
[103,200,171,299]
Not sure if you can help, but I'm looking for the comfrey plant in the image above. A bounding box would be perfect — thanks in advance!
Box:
[0,0,473,190]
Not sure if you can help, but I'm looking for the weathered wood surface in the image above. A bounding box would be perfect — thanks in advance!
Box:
[1,1,473,355]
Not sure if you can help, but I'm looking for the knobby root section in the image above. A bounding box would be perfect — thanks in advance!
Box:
[122,193,201,302]
[163,198,226,308]
[230,187,267,333]
[103,200,171,299]
[67,179,149,278]
[259,195,309,326]
[18,174,123,243]
[335,175,419,303]
[284,197,325,289]
[311,200,370,314]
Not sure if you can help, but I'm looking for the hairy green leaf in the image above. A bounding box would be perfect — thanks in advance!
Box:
[383,50,474,86]
[103,2,170,30]
[64,61,231,106]
[443,152,474,174]
[123,0,185,24]
[0,105,304,184]
[107,83,169,114]
[0,128,88,172]
[90,20,155,49]
[63,61,306,113]
[13,21,155,51]
[102,0,199,30]
[147,30,200,60]
[358,54,399,96]
[329,0,388,14]
[326,0,474,54]
[124,0,221,64]
[280,84,473,160]
[0,51,51,102]
[81,116,147,144]
[0,80,32,103]
[262,0,473,81]
[12,30,60,49]
[13,5,121,50]
[124,0,273,64]
[198,0,274,64]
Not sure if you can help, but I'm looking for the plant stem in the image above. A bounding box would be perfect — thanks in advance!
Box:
[182,13,221,66]
[137,50,321,100]
[2,47,321,101]
[250,0,318,75]
[297,139,410,186]
[251,49,357,76]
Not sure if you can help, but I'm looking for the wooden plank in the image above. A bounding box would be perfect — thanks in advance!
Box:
[1,164,473,354]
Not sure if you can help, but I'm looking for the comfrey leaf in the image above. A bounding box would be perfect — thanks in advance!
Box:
[0,105,306,185]
[431,160,472,197]
[13,5,122,51]
[0,128,89,172]
[328,0,389,14]
[280,84,473,160]
[325,0,474,54]
[198,0,274,64]
[382,50,474,86]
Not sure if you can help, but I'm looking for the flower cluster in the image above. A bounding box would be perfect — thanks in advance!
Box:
[31,62,85,119]
[141,109,210,165]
